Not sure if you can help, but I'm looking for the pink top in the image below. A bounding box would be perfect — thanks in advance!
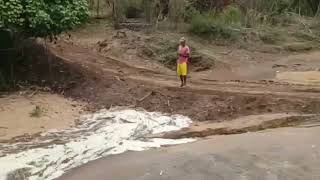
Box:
[178,45,190,64]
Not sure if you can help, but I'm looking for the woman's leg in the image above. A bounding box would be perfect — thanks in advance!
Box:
[183,63,187,86]
[183,76,187,86]
[178,64,183,87]
[180,75,184,87]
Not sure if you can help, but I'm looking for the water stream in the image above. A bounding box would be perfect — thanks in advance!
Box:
[0,108,194,180]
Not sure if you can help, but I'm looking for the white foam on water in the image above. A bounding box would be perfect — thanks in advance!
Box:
[0,108,194,180]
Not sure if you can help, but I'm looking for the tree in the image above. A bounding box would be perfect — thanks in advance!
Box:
[304,0,320,15]
[0,0,89,90]
[0,0,89,38]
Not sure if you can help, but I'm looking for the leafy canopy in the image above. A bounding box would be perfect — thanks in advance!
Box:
[0,0,89,37]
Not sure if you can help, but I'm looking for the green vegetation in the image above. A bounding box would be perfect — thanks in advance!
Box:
[93,0,320,43]
[149,40,215,71]
[0,0,89,90]
[183,0,320,47]
[30,106,45,118]
[154,41,179,67]
[0,0,89,37]
[189,6,242,40]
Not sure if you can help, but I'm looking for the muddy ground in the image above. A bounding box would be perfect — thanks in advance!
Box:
[50,27,320,122]
[2,21,320,141]
[49,39,320,123]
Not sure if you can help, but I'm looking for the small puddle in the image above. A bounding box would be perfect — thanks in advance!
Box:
[0,108,194,180]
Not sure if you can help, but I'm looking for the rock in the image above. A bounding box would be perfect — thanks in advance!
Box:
[113,31,127,39]
[272,64,287,68]
[140,46,154,57]
[98,40,108,48]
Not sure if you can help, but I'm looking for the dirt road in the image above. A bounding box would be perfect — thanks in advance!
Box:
[46,40,320,123]
[58,126,320,180]
[52,41,320,99]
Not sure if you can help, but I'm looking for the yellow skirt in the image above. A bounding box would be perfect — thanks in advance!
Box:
[177,63,187,76]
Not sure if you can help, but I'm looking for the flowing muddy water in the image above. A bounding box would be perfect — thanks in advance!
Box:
[0,108,194,180]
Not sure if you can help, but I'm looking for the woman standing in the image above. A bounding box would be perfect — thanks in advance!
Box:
[177,37,190,87]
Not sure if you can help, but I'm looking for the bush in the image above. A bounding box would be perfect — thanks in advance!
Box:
[30,106,45,118]
[188,6,242,40]
[189,13,213,35]
[222,5,242,25]
[155,41,179,67]
[184,4,200,22]
[151,40,215,71]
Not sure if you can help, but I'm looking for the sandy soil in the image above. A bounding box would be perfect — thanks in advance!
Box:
[0,93,85,140]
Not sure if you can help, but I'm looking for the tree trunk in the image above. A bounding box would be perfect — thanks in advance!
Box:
[316,0,320,16]
[144,0,152,23]
[97,0,100,18]
[44,38,53,83]
[113,0,120,29]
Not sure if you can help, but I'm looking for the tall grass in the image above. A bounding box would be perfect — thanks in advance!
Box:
[238,0,320,17]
